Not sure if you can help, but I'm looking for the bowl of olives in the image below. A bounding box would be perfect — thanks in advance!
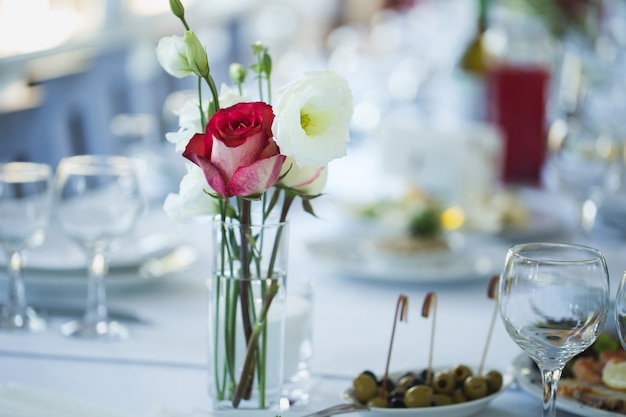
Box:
[343,364,512,417]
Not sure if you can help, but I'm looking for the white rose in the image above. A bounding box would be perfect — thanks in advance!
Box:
[163,164,218,222]
[279,157,328,196]
[156,36,194,78]
[272,71,353,167]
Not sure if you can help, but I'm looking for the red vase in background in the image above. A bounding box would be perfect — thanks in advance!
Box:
[486,64,550,185]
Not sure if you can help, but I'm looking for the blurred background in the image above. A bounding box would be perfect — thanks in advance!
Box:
[1,0,626,208]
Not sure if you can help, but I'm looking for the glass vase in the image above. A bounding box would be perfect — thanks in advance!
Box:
[208,215,288,410]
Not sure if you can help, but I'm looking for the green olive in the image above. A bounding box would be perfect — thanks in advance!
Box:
[391,386,407,395]
[398,375,416,390]
[432,393,453,406]
[463,376,488,400]
[404,385,433,408]
[353,373,379,403]
[485,370,503,393]
[367,396,389,408]
[452,364,473,385]
[433,372,455,394]
[451,389,468,404]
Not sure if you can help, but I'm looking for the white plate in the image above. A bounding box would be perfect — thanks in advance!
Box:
[306,233,508,284]
[497,208,568,242]
[342,366,513,417]
[7,228,181,272]
[11,245,199,295]
[512,353,620,417]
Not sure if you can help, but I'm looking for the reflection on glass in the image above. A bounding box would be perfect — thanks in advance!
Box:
[0,162,53,332]
[499,242,609,417]
[54,155,142,340]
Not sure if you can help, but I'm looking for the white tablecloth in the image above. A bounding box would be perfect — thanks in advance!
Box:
[1,152,624,416]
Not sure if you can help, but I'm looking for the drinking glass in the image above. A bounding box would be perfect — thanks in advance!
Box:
[615,272,626,350]
[549,117,618,237]
[54,155,142,339]
[0,162,53,331]
[499,242,609,417]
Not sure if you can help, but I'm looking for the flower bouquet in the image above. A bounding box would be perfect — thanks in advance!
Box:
[156,0,353,410]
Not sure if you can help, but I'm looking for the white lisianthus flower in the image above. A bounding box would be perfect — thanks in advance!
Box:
[218,84,251,108]
[165,98,209,152]
[279,157,328,196]
[272,71,353,167]
[163,164,218,222]
[156,36,194,78]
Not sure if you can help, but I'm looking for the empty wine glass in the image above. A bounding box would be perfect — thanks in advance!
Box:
[54,155,143,339]
[0,162,53,331]
[548,117,619,238]
[615,272,626,350]
[499,242,609,417]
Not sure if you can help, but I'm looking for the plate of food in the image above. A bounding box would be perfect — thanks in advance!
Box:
[512,338,626,417]
[342,365,512,417]
[306,232,507,284]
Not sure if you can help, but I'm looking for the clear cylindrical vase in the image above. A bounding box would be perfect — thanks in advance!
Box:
[208,215,288,410]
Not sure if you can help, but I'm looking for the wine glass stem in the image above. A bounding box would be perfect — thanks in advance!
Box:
[540,366,562,417]
[84,249,109,327]
[4,250,27,315]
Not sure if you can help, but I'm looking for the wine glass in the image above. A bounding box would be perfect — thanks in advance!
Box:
[548,116,619,239]
[615,272,626,350]
[0,162,53,331]
[499,242,609,417]
[54,155,143,339]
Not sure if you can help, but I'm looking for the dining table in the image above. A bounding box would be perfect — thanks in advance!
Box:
[1,142,626,417]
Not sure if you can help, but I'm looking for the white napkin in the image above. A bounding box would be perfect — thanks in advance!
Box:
[0,383,143,417]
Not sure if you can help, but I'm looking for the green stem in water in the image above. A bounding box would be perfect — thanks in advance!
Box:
[231,278,280,408]
[231,192,294,407]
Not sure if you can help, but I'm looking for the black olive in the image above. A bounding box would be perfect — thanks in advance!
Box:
[361,370,378,383]
[389,398,407,408]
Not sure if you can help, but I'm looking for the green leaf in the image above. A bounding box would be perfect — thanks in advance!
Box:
[301,198,318,218]
[593,332,620,356]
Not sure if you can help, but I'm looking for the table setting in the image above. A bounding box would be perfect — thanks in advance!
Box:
[3,1,626,417]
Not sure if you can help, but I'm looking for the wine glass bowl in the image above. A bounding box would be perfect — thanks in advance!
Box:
[54,155,142,339]
[614,272,626,350]
[498,242,610,417]
[548,117,618,236]
[0,162,53,331]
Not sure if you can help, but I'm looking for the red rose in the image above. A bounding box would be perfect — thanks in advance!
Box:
[183,102,285,199]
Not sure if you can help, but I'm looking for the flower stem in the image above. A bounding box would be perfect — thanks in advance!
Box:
[204,74,220,115]
[197,77,206,131]
[231,278,280,408]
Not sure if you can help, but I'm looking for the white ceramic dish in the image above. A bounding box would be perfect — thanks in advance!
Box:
[5,229,181,272]
[6,245,199,295]
[306,233,508,284]
[512,353,620,417]
[342,366,513,417]
[496,208,568,242]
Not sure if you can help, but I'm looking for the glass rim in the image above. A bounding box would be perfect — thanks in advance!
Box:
[507,242,605,264]
[56,154,135,175]
[212,214,289,228]
[0,161,51,182]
